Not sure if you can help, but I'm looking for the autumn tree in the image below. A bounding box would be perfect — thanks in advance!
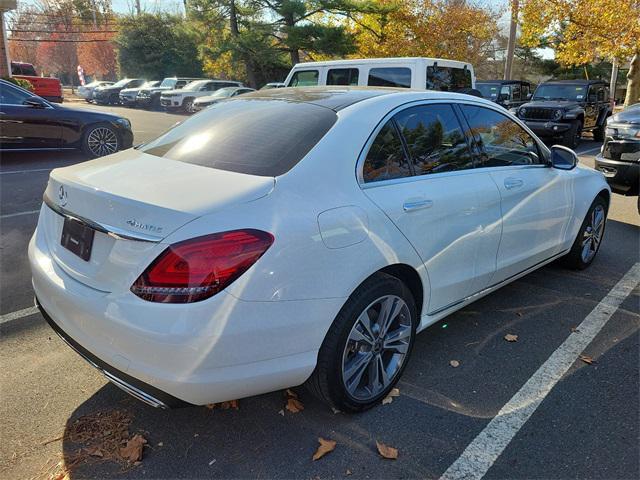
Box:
[519,0,640,106]
[350,0,498,67]
[77,28,118,80]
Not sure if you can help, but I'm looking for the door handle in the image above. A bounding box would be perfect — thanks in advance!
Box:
[403,199,433,212]
[504,178,524,190]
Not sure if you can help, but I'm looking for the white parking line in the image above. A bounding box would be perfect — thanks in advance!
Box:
[0,306,40,325]
[576,146,602,155]
[0,167,53,175]
[1,209,40,219]
[441,262,640,480]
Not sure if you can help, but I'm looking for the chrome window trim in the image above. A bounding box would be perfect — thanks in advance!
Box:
[43,194,162,243]
[356,98,551,189]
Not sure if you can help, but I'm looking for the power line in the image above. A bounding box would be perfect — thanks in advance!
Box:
[8,38,113,42]
[7,29,118,33]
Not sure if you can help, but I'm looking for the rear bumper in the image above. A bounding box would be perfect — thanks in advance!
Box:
[29,222,339,406]
[522,120,572,137]
[595,154,639,196]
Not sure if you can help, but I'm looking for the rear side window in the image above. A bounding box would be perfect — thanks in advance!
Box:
[289,70,319,87]
[368,68,411,88]
[141,99,336,176]
[394,104,473,175]
[460,105,541,167]
[426,67,472,91]
[362,120,412,182]
[327,68,359,86]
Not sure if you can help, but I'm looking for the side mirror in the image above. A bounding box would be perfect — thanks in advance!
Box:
[23,97,48,108]
[526,93,532,100]
[550,145,578,170]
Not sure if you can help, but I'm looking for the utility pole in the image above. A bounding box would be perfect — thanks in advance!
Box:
[504,0,519,80]
[610,58,619,105]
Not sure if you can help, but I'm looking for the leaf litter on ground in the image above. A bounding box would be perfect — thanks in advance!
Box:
[381,387,400,405]
[376,441,398,459]
[312,437,336,460]
[504,333,518,342]
[285,389,304,413]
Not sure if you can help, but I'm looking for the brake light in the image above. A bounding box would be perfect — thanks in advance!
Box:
[131,229,274,303]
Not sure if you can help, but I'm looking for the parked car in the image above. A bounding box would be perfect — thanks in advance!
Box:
[30,87,610,412]
[136,77,204,110]
[0,79,133,158]
[192,87,255,112]
[94,78,146,105]
[284,57,475,91]
[476,80,533,108]
[514,79,612,148]
[119,80,160,107]
[160,80,243,112]
[260,82,285,90]
[595,103,640,210]
[77,81,114,102]
[10,61,63,103]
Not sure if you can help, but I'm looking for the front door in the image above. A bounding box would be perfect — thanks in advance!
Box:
[458,104,573,284]
[360,103,502,314]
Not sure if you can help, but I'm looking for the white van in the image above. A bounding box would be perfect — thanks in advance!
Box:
[283,57,475,92]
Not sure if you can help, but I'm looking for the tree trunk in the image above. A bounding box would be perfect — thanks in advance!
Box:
[624,52,639,107]
[228,0,258,88]
[284,13,300,65]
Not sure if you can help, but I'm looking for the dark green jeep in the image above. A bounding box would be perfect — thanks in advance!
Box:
[514,79,612,148]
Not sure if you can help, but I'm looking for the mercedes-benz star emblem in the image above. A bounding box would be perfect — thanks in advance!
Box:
[58,185,68,206]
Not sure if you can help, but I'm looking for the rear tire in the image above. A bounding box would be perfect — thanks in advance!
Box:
[562,120,582,149]
[593,121,606,142]
[563,196,607,269]
[305,273,417,412]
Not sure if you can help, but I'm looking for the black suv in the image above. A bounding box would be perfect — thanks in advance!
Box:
[476,80,534,108]
[136,77,204,109]
[515,80,612,148]
[595,104,639,209]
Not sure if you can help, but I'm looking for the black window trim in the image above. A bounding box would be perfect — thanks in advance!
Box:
[357,99,551,188]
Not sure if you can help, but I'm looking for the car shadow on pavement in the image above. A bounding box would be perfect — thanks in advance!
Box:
[0,150,91,170]
[54,220,638,479]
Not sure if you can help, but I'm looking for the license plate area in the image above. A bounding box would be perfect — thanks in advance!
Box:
[61,217,95,261]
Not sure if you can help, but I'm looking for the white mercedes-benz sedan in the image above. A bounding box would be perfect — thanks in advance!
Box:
[30,87,610,412]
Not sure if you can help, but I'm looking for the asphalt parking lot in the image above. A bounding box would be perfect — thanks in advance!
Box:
[1,103,638,480]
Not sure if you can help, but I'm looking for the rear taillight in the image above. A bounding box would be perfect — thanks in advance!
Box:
[131,229,274,303]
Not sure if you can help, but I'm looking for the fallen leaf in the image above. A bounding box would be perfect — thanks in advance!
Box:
[278,409,285,416]
[85,446,103,458]
[209,459,217,466]
[382,395,394,405]
[579,354,594,365]
[450,360,460,368]
[206,400,239,410]
[157,442,163,447]
[376,441,398,459]
[504,334,518,342]
[571,327,580,333]
[286,388,298,399]
[381,387,400,405]
[346,469,353,476]
[331,407,341,414]
[312,437,336,461]
[119,434,146,463]
[286,397,304,413]
[516,312,523,317]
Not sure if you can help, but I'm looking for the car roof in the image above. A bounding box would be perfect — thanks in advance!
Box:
[239,86,495,111]
[292,57,472,68]
[542,79,606,85]
[477,80,530,85]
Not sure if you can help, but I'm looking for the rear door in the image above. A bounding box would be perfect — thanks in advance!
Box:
[0,82,61,149]
[361,102,502,314]
[458,103,573,283]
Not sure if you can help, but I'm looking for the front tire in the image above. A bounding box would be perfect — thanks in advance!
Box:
[593,121,606,142]
[306,273,417,412]
[81,123,120,158]
[183,97,195,113]
[564,196,607,269]
[562,120,583,149]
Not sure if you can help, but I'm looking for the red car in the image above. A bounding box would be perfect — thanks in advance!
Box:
[11,61,63,103]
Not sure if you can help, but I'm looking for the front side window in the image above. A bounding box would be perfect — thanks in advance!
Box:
[0,82,32,105]
[327,68,359,86]
[140,99,336,176]
[289,70,319,87]
[426,66,472,91]
[394,104,473,175]
[460,105,541,167]
[368,68,411,88]
[512,84,521,100]
[362,120,411,182]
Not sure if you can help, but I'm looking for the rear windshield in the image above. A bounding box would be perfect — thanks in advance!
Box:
[140,99,337,176]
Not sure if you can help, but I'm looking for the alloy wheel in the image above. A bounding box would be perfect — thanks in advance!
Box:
[87,127,118,157]
[581,204,605,263]
[341,295,412,401]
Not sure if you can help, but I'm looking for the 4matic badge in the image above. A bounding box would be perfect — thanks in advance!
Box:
[126,219,164,234]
